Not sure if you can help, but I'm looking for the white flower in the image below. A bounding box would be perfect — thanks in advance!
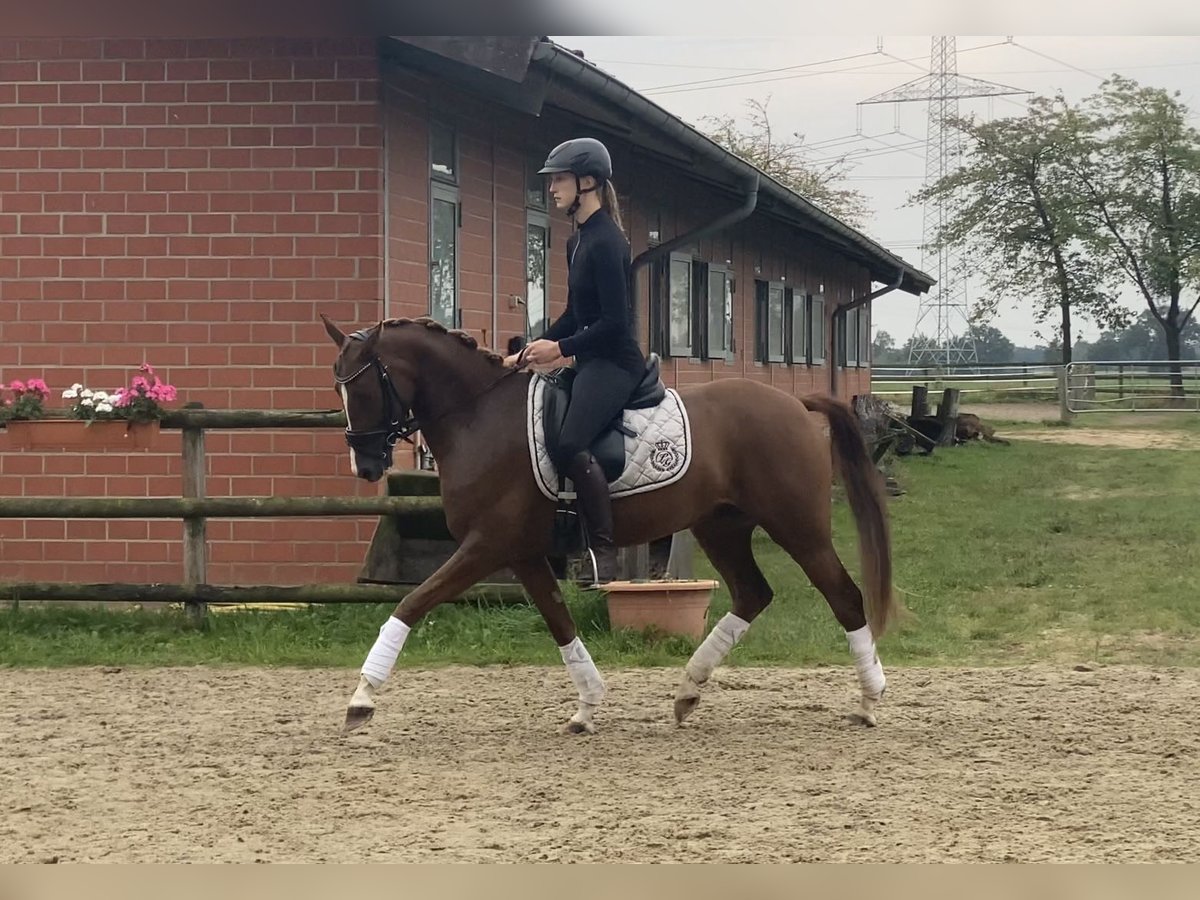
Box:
[95,402,113,413]
[80,389,94,399]
[79,397,94,407]
[62,389,78,399]
[92,391,109,402]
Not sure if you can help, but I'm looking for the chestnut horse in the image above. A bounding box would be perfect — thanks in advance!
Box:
[322,315,896,735]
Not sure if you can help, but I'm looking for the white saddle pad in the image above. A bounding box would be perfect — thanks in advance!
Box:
[526,372,693,501]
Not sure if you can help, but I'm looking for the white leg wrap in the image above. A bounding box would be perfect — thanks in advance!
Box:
[847,624,886,699]
[685,613,751,685]
[360,616,411,689]
[560,636,606,706]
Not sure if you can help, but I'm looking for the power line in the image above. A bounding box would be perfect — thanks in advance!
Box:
[640,50,879,94]
[1007,39,1106,81]
[639,39,1014,97]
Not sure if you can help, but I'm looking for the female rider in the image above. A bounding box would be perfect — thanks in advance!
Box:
[505,137,645,585]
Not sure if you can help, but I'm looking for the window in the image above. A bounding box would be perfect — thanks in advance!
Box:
[706,265,733,360]
[767,282,786,363]
[810,292,826,365]
[526,160,547,210]
[841,306,860,367]
[429,184,458,327]
[430,123,456,183]
[653,254,734,360]
[525,212,549,339]
[754,280,786,364]
[428,123,459,327]
[668,253,693,357]
[858,303,871,367]
[789,290,808,364]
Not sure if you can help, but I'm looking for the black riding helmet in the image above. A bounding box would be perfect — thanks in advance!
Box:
[538,138,612,216]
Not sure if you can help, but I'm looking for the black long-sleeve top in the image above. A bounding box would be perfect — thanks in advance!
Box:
[541,209,645,376]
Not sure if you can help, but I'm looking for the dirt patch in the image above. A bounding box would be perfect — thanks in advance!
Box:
[1005,428,1194,450]
[2,664,1198,862]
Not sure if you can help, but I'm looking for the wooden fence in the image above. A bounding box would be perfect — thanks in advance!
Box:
[0,407,526,621]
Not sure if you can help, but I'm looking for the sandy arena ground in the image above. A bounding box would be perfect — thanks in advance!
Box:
[2,664,1198,863]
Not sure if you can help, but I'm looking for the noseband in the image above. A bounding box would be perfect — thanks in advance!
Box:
[334,329,420,459]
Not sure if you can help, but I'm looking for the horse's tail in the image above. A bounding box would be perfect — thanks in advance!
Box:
[800,394,897,638]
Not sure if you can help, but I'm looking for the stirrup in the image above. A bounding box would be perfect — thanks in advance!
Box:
[579,547,619,590]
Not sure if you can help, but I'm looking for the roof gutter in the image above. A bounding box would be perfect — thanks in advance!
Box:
[829,266,905,398]
[529,41,933,295]
[629,175,759,344]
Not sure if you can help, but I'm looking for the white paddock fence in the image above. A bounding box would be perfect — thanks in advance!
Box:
[872,361,1200,417]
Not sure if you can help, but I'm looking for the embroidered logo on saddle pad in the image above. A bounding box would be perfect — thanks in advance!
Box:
[527,373,693,502]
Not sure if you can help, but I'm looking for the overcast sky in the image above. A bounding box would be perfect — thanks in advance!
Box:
[551,35,1200,348]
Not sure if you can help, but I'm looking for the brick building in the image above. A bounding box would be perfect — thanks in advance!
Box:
[0,34,932,588]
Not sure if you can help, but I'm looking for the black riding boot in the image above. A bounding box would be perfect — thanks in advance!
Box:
[567,451,620,587]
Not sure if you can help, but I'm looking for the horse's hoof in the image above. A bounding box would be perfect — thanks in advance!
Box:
[342,705,375,734]
[673,694,700,725]
[850,694,881,727]
[563,718,596,735]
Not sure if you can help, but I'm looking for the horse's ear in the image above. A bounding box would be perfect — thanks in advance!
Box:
[320,313,346,347]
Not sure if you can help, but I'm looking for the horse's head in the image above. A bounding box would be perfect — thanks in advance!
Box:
[322,314,418,482]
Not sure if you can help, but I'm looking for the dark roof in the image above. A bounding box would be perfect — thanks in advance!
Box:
[386,36,935,296]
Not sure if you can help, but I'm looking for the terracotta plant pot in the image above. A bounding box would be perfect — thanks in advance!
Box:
[603,579,719,640]
[2,419,160,451]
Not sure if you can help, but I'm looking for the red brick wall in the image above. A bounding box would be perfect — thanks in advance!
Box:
[0,37,384,585]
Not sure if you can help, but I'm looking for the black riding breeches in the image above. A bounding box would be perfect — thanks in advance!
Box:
[554,358,639,471]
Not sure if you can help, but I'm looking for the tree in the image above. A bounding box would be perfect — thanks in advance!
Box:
[968,324,1016,363]
[1089,309,1200,361]
[909,96,1128,366]
[699,97,871,228]
[871,329,897,364]
[1069,76,1200,396]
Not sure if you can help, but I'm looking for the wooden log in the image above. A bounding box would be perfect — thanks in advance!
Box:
[386,470,442,497]
[0,495,446,519]
[0,581,528,605]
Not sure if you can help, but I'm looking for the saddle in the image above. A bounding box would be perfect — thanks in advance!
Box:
[542,354,667,483]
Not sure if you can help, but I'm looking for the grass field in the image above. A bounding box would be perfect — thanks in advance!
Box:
[3,415,1199,670]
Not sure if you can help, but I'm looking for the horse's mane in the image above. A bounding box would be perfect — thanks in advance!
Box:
[381,316,506,366]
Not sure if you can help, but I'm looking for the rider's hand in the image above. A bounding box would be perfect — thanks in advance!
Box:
[524,339,563,366]
[502,353,522,368]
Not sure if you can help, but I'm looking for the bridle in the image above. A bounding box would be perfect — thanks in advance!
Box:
[334,329,420,460]
[334,328,534,464]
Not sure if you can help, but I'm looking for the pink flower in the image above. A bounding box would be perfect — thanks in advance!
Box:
[9,380,25,393]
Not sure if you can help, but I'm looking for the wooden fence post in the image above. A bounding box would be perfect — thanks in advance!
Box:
[910,385,929,419]
[935,388,961,446]
[181,405,207,624]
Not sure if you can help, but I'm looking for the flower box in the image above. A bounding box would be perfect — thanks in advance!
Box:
[3,419,160,451]
[603,579,719,640]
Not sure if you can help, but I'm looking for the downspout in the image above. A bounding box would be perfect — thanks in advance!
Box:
[629,175,759,347]
[829,266,904,398]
